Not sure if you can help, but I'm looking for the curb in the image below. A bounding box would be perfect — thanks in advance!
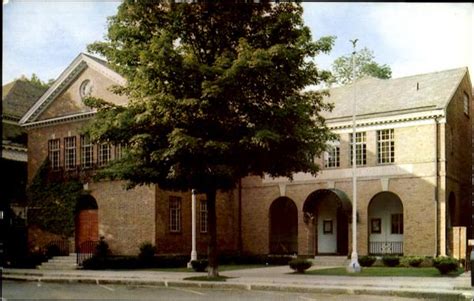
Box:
[3,274,472,301]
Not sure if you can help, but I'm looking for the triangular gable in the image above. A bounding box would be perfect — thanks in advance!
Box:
[19,53,126,127]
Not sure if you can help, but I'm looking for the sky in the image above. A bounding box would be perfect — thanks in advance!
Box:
[2,1,473,85]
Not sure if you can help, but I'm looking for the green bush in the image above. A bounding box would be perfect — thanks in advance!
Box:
[139,242,156,263]
[191,259,208,272]
[433,257,459,275]
[95,237,110,258]
[382,255,400,267]
[289,258,313,273]
[358,255,376,267]
[406,256,424,267]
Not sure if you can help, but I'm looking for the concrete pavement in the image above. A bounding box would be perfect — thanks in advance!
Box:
[2,266,473,300]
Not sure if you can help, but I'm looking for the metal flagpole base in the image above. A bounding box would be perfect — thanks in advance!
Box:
[346,251,361,273]
[187,250,198,268]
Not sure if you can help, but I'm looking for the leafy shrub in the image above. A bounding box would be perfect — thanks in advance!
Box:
[358,255,376,267]
[139,242,156,263]
[191,259,208,272]
[154,255,189,268]
[289,258,313,273]
[95,237,110,258]
[382,255,400,267]
[267,255,294,266]
[433,257,459,275]
[406,256,424,267]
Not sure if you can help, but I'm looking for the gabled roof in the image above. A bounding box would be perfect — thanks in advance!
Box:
[2,79,48,120]
[322,67,469,121]
[19,52,126,126]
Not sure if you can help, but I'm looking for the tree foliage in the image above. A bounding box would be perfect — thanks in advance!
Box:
[330,47,391,85]
[85,1,335,276]
[19,73,53,89]
[26,160,83,237]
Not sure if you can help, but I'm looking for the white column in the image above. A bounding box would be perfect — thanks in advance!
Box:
[188,189,198,268]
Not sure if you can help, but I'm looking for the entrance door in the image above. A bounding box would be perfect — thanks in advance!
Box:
[317,201,337,254]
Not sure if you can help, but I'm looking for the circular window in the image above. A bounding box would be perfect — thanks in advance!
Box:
[79,79,93,99]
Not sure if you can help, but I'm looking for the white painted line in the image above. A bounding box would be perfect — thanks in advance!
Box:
[98,284,115,292]
[95,279,115,291]
[298,296,318,301]
[168,287,205,296]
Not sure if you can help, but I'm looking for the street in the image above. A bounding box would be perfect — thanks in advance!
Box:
[2,280,429,300]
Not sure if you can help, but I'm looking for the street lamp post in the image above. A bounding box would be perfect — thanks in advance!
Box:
[347,39,361,273]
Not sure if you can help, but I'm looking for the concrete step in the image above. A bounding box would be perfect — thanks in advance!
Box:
[37,254,78,270]
[37,263,78,270]
[312,256,349,267]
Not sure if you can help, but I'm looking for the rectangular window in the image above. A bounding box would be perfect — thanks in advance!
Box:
[48,139,61,170]
[64,136,76,170]
[114,143,124,160]
[464,93,470,116]
[200,200,208,233]
[98,144,111,167]
[377,129,395,164]
[324,141,340,168]
[169,196,181,233]
[80,135,94,169]
[349,132,367,166]
[391,213,403,234]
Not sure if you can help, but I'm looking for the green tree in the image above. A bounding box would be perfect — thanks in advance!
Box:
[18,73,52,89]
[330,47,392,85]
[85,1,335,277]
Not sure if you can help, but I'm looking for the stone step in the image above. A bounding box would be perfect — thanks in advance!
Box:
[37,263,78,270]
[37,254,79,270]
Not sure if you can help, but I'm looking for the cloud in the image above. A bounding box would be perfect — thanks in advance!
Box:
[366,3,473,77]
[2,1,119,83]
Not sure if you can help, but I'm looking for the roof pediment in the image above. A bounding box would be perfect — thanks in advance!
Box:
[19,53,126,127]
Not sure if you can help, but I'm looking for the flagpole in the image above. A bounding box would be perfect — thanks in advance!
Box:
[347,39,361,273]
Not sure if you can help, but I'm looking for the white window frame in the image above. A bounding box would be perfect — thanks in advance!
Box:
[81,135,94,169]
[377,129,395,164]
[48,139,61,170]
[114,143,124,160]
[324,140,340,168]
[200,199,208,233]
[349,132,367,166]
[64,136,76,170]
[463,92,470,116]
[169,196,182,233]
[98,143,111,167]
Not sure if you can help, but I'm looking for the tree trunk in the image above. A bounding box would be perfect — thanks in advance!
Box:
[206,188,219,277]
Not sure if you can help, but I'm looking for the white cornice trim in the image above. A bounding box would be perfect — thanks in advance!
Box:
[2,143,28,162]
[22,112,96,129]
[327,109,445,130]
[19,53,125,125]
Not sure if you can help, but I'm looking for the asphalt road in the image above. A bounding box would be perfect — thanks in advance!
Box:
[1,280,429,300]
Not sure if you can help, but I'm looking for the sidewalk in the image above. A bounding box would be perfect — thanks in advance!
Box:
[2,266,473,300]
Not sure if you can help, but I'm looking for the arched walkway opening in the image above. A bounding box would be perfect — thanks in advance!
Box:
[269,197,298,255]
[303,189,351,256]
[368,192,403,255]
[75,194,99,253]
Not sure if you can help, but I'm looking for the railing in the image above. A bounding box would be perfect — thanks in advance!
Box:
[76,240,98,266]
[45,240,70,257]
[369,241,403,255]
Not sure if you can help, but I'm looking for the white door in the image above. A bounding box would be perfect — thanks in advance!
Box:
[317,201,337,254]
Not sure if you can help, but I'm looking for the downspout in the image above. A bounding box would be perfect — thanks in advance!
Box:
[434,117,439,257]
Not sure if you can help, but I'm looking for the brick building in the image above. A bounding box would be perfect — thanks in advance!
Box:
[20,53,472,258]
